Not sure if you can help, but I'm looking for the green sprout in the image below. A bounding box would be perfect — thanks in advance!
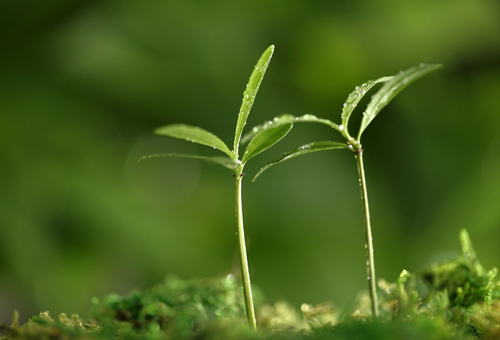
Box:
[248,63,443,318]
[140,45,292,330]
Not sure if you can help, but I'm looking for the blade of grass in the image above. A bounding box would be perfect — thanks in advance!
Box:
[233,45,275,156]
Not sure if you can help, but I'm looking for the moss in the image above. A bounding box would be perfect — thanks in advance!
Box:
[89,274,254,338]
[371,229,500,339]
[1,230,498,340]
[420,230,498,308]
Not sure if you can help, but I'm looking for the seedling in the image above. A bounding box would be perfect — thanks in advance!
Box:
[248,64,442,317]
[140,45,292,330]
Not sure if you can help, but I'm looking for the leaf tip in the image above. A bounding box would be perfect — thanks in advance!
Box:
[265,45,275,58]
[137,155,151,162]
[419,63,443,71]
[138,154,155,162]
[251,172,261,182]
[153,126,166,136]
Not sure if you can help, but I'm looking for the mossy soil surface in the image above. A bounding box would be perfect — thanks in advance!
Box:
[1,230,498,340]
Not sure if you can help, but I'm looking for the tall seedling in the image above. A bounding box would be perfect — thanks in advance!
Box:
[248,64,442,317]
[141,46,292,330]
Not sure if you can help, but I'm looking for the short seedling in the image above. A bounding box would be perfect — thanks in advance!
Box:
[248,64,442,317]
[140,45,292,330]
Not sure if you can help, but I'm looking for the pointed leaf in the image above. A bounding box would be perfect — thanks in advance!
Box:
[242,123,293,164]
[233,45,275,156]
[155,124,234,158]
[241,114,339,144]
[253,141,350,181]
[139,153,239,171]
[292,114,339,129]
[358,63,442,140]
[341,77,393,136]
[241,114,295,144]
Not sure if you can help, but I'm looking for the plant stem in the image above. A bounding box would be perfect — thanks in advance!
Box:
[355,151,379,318]
[235,174,257,330]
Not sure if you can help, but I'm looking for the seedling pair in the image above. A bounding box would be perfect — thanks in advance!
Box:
[142,46,441,326]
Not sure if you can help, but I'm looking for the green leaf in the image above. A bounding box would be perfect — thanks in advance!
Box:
[241,114,339,144]
[341,77,393,137]
[139,153,239,171]
[241,114,295,144]
[253,141,350,181]
[155,124,234,158]
[233,45,275,156]
[357,63,442,140]
[242,123,293,164]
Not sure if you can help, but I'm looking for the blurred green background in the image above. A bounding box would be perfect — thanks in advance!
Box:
[0,0,499,321]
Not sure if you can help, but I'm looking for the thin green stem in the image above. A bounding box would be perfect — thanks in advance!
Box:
[355,151,379,318]
[235,173,257,330]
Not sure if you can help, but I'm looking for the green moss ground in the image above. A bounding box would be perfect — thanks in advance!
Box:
[1,230,498,340]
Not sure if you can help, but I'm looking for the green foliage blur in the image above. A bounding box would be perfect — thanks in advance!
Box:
[0,0,498,322]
